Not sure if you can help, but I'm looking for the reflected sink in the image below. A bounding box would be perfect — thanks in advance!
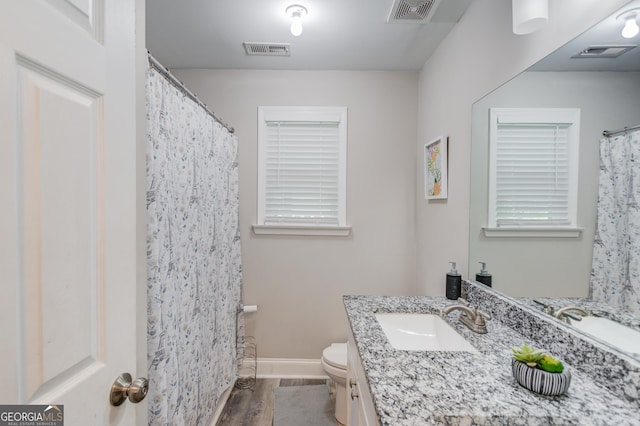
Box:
[374,313,478,352]
[571,316,640,356]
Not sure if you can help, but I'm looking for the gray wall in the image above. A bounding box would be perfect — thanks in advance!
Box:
[173,69,419,359]
[470,71,640,297]
[415,0,630,295]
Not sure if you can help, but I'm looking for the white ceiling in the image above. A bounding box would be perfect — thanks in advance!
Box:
[145,0,472,70]
[146,0,640,72]
[531,0,640,72]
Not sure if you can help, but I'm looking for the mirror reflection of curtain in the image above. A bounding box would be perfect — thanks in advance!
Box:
[591,129,640,315]
[146,65,243,425]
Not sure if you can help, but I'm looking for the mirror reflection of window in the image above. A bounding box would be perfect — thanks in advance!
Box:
[487,108,581,234]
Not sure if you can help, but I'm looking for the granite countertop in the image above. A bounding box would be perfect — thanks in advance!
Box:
[344,295,640,426]
[518,297,640,361]
[520,296,640,332]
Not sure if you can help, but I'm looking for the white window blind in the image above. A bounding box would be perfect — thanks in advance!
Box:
[489,108,580,230]
[264,121,340,224]
[256,106,347,231]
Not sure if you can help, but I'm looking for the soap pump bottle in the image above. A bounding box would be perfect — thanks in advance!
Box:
[446,261,462,300]
[476,262,492,287]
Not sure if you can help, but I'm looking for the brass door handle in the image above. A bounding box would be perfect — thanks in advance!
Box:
[110,373,149,406]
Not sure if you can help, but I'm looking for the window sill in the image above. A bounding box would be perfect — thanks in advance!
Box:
[252,224,352,237]
[482,227,583,238]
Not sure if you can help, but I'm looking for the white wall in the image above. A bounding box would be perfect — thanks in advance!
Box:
[173,70,419,358]
[470,71,640,297]
[416,0,631,295]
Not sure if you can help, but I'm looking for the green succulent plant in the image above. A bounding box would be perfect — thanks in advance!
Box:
[512,343,548,367]
[512,343,565,373]
[538,355,564,373]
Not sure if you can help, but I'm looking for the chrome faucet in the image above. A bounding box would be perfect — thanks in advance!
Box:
[442,298,491,334]
[555,306,589,324]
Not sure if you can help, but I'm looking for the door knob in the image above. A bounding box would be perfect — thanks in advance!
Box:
[110,373,149,406]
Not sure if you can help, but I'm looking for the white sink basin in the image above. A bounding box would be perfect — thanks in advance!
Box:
[374,313,478,352]
[571,316,640,356]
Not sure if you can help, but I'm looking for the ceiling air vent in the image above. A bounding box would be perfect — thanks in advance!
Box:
[572,45,636,59]
[388,0,442,23]
[243,42,291,57]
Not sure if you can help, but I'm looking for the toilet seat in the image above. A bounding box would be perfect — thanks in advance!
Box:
[322,342,347,370]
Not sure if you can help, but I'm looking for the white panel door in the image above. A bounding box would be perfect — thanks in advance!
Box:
[0,1,142,424]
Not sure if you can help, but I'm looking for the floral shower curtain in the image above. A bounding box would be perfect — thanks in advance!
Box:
[145,65,243,425]
[591,129,640,316]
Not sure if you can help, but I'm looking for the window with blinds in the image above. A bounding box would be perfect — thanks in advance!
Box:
[256,106,347,230]
[488,108,580,230]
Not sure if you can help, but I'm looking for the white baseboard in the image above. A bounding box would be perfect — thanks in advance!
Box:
[246,357,329,379]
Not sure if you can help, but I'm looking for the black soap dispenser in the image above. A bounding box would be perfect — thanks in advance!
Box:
[476,262,492,287]
[446,261,462,300]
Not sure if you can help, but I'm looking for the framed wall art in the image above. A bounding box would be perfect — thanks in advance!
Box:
[424,136,448,200]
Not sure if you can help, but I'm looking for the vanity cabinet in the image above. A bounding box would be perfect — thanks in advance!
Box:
[347,328,378,426]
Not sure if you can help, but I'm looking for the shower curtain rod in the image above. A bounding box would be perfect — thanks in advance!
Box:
[147,52,235,134]
[602,124,640,137]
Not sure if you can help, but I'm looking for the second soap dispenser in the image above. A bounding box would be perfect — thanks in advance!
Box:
[476,262,492,287]
[446,261,462,300]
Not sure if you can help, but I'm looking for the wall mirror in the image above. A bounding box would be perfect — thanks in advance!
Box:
[468,1,640,359]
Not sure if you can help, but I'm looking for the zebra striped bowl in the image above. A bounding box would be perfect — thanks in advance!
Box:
[511,359,572,396]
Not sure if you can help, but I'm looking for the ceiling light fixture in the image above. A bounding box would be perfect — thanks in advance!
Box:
[286,4,307,37]
[618,9,640,39]
[512,0,548,35]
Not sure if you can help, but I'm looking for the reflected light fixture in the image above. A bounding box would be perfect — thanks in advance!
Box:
[512,0,548,35]
[619,9,640,39]
[286,4,307,37]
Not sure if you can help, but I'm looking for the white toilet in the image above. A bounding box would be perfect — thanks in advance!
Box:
[321,342,348,425]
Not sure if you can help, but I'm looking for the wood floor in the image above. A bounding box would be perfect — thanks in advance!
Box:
[216,378,334,426]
